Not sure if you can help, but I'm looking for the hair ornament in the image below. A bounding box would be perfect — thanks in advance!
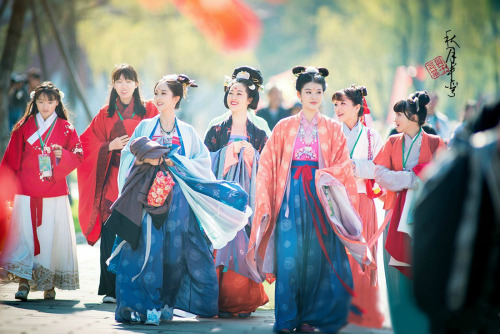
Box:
[305,67,319,74]
[235,71,251,80]
[163,74,178,82]
[30,91,35,99]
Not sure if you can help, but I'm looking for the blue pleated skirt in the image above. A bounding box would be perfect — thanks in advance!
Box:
[109,184,219,322]
[274,160,353,333]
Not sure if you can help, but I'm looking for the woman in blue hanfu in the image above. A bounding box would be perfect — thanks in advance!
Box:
[106,74,251,325]
[204,66,269,318]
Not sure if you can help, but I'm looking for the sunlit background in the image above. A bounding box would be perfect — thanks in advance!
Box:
[1,0,498,137]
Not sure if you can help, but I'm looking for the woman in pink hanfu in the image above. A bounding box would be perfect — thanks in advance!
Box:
[247,66,375,333]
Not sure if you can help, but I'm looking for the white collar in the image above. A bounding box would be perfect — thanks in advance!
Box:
[36,112,57,128]
[342,120,361,134]
[28,113,58,145]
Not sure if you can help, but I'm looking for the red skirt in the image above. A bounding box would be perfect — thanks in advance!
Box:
[217,266,269,314]
[348,193,385,328]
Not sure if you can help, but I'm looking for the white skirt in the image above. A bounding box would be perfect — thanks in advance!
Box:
[0,195,79,290]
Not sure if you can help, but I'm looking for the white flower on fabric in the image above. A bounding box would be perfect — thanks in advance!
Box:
[284,240,291,248]
[280,219,292,232]
[173,235,182,248]
[143,271,156,284]
[284,257,295,270]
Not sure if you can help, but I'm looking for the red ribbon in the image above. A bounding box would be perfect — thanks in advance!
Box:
[30,197,43,256]
[293,164,357,297]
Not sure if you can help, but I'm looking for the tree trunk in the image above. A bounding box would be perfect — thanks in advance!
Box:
[0,0,29,155]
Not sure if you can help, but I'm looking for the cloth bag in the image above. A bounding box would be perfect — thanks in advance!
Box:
[147,160,175,207]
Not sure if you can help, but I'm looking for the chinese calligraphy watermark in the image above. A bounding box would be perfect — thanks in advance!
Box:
[444,30,460,97]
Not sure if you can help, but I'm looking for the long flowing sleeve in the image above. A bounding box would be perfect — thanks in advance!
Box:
[53,122,83,182]
[118,120,146,191]
[374,165,417,191]
[0,127,24,174]
[353,128,383,179]
[316,122,359,208]
[373,133,418,192]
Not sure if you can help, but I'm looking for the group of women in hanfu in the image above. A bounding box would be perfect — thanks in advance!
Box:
[0,62,445,333]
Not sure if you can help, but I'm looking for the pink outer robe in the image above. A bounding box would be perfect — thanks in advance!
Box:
[246,112,364,282]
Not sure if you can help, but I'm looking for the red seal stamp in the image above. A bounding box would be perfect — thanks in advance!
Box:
[425,56,449,79]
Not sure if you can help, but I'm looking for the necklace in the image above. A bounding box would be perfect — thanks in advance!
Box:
[159,119,176,135]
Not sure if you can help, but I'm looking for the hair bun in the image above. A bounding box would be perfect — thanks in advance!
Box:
[177,74,198,88]
[292,66,306,76]
[293,66,329,78]
[317,67,329,78]
[360,86,367,97]
[416,90,430,106]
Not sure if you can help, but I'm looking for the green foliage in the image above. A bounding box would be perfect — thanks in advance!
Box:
[2,0,498,126]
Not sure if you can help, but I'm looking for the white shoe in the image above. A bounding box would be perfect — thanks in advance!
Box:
[102,295,116,303]
[145,309,161,326]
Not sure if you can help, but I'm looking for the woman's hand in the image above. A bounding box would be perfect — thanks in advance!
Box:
[233,140,252,153]
[164,158,174,167]
[109,135,130,151]
[142,158,160,165]
[52,144,63,159]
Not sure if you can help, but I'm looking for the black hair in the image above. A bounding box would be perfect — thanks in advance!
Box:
[224,66,263,110]
[13,81,69,132]
[292,66,329,92]
[107,64,146,118]
[332,84,367,117]
[154,74,198,109]
[393,90,431,127]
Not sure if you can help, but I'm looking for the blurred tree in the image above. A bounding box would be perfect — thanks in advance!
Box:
[0,0,28,154]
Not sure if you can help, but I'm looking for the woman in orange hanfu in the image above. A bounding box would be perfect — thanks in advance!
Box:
[373,91,445,334]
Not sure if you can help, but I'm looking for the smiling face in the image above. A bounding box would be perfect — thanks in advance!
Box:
[334,95,360,126]
[298,82,323,112]
[35,93,59,120]
[113,74,138,103]
[154,82,180,113]
[227,82,252,112]
[394,111,417,133]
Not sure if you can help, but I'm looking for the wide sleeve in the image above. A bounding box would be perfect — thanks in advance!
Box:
[0,127,25,174]
[53,122,83,181]
[204,125,220,152]
[316,123,358,208]
[173,125,215,181]
[118,120,145,191]
[373,138,417,191]
[353,128,384,179]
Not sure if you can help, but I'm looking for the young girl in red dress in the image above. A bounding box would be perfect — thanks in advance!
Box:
[0,82,83,301]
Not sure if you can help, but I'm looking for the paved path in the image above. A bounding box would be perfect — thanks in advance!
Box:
[0,200,394,333]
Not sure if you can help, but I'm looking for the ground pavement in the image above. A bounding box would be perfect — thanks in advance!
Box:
[0,202,394,334]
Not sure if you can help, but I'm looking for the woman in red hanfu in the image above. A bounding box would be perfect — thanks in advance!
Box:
[0,82,83,301]
[77,64,158,303]
[332,85,385,328]
[373,91,446,334]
